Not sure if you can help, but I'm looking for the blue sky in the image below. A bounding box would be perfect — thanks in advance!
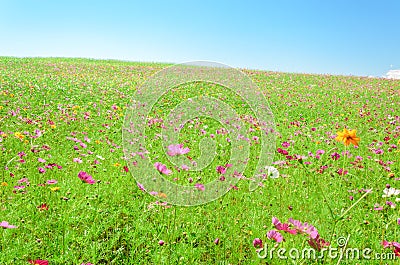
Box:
[1,0,399,77]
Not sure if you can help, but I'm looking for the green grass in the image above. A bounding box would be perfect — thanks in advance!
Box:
[0,57,399,264]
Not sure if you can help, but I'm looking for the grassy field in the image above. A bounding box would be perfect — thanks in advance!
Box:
[0,57,399,264]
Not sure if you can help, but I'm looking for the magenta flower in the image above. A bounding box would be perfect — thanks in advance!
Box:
[267,230,284,243]
[137,182,145,191]
[308,234,330,251]
[38,167,46,174]
[0,221,17,229]
[78,171,96,184]
[253,238,263,248]
[73,157,83,163]
[282,142,290,148]
[38,158,46,163]
[46,179,58,185]
[158,240,165,246]
[154,162,172,175]
[288,218,318,236]
[272,217,297,234]
[331,152,340,160]
[216,164,232,174]
[167,144,190,156]
[14,185,25,190]
[195,183,205,191]
[214,238,220,245]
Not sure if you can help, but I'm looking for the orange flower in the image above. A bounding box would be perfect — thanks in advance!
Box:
[335,128,360,146]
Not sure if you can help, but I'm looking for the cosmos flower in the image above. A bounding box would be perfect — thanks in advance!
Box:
[167,144,190,156]
[335,128,360,146]
[267,230,284,243]
[265,166,279,179]
[154,162,172,175]
[253,238,263,248]
[0,221,17,229]
[78,171,96,184]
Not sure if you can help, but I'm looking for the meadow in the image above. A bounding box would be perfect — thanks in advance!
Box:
[0,57,399,264]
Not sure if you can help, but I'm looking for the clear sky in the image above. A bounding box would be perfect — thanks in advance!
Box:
[1,0,399,77]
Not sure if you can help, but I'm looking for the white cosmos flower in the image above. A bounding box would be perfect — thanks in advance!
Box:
[382,187,400,198]
[265,166,279,179]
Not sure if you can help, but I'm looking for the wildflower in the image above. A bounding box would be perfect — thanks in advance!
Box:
[282,141,290,148]
[265,166,279,179]
[137,182,145,191]
[50,187,60,192]
[253,238,263,248]
[272,217,297,234]
[78,171,96,184]
[267,230,284,243]
[0,221,17,229]
[167,144,190,156]
[37,204,49,211]
[1,182,7,186]
[335,128,360,146]
[14,132,25,139]
[308,234,330,251]
[216,164,232,174]
[382,187,400,198]
[38,167,46,174]
[331,152,340,160]
[123,166,129,172]
[337,168,348,175]
[14,185,25,190]
[46,179,57,185]
[195,183,205,191]
[158,240,165,246]
[214,238,220,245]
[38,158,46,163]
[114,162,121,167]
[154,162,172,175]
[73,158,83,163]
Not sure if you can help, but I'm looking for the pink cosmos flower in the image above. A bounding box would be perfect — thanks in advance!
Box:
[137,182,145,191]
[167,144,190,156]
[216,164,232,174]
[154,162,172,175]
[308,234,330,251]
[73,158,83,163]
[267,230,284,243]
[282,142,290,148]
[253,238,263,248]
[38,158,46,163]
[46,179,58,185]
[0,221,17,229]
[195,183,205,191]
[38,167,46,174]
[78,171,96,184]
[272,217,297,234]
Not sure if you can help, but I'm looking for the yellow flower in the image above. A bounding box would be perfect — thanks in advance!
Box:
[335,128,360,146]
[114,162,121,167]
[14,132,24,139]
[50,187,60,192]
[1,182,8,186]
[95,140,101,144]
[50,124,56,129]
[0,106,3,110]
[0,133,7,138]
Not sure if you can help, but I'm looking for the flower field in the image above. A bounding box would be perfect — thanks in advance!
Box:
[0,57,399,264]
